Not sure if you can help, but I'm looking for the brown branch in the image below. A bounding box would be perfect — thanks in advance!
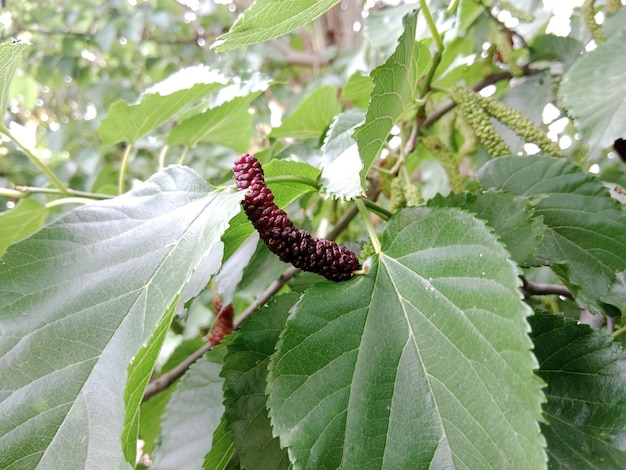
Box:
[520,276,573,300]
[268,39,329,67]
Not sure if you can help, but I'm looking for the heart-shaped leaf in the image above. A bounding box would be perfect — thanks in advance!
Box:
[268,207,546,468]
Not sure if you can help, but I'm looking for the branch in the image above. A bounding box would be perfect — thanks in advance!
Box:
[520,276,573,300]
[269,39,329,67]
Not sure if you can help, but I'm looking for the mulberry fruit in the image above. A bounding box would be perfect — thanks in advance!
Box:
[209,296,234,346]
[233,154,360,282]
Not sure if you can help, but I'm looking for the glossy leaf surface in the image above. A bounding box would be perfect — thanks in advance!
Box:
[268,207,546,469]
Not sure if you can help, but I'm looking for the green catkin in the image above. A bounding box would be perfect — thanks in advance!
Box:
[389,177,406,213]
[439,109,457,149]
[581,0,606,44]
[388,177,422,213]
[489,22,523,77]
[359,239,376,263]
[607,0,622,12]
[457,113,477,159]
[453,86,511,158]
[405,184,422,207]
[497,2,535,22]
[480,96,562,157]
[422,136,464,193]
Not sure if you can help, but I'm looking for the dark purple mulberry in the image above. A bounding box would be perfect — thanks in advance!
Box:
[233,154,360,282]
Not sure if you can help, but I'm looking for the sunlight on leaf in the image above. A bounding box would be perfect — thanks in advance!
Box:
[0,39,30,128]
[212,0,342,53]
[0,198,48,257]
[560,31,626,155]
[320,109,365,200]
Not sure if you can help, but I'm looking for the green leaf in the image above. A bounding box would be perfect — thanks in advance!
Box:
[212,0,341,53]
[529,314,626,469]
[477,155,626,315]
[0,39,30,124]
[222,159,320,260]
[559,31,626,155]
[340,71,373,109]
[99,66,229,145]
[268,207,545,468]
[169,92,262,152]
[364,3,417,56]
[138,337,207,455]
[203,416,235,470]
[529,34,584,70]
[123,298,180,464]
[270,86,342,140]
[457,0,485,34]
[0,166,242,469]
[320,109,365,200]
[0,198,48,257]
[222,293,297,470]
[151,351,225,470]
[602,271,626,315]
[355,11,432,188]
[428,190,545,266]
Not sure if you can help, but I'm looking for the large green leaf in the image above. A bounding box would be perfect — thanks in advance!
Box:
[0,198,49,257]
[559,31,626,155]
[0,39,30,126]
[477,155,626,315]
[530,314,626,469]
[428,190,545,266]
[151,351,225,470]
[0,166,242,469]
[212,0,341,53]
[222,293,297,470]
[268,207,546,469]
[99,66,229,145]
[270,85,342,140]
[355,11,432,188]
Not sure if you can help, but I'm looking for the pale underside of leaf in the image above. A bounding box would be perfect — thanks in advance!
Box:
[0,166,242,469]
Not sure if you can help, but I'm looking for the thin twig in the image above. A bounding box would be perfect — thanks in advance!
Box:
[520,276,573,300]
[269,39,329,67]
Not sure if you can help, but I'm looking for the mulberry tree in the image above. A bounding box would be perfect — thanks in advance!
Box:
[1,1,625,469]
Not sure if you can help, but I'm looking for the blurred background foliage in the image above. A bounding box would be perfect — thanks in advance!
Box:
[1,0,625,207]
